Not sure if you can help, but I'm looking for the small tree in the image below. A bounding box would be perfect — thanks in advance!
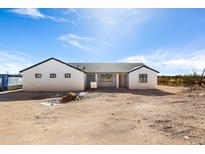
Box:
[192,66,205,86]
[200,68,205,86]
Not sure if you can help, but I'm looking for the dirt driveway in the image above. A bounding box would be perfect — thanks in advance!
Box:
[0,86,205,144]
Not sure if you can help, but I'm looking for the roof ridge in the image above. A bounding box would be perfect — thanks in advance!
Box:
[68,62,144,64]
[19,57,158,73]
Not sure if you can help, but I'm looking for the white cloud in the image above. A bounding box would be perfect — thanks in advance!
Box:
[60,9,152,53]
[63,8,87,19]
[0,49,32,74]
[68,34,95,41]
[9,8,45,19]
[164,49,205,69]
[118,55,149,63]
[9,8,70,23]
[90,9,150,27]
[46,16,73,23]
[63,9,151,30]
[117,48,205,75]
[58,33,96,52]
[66,40,89,51]
[62,9,91,25]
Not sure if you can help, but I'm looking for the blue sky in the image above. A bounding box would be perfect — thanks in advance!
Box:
[0,8,205,75]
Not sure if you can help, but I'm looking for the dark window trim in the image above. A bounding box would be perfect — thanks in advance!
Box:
[50,73,56,78]
[35,73,42,78]
[139,74,148,83]
[65,73,71,78]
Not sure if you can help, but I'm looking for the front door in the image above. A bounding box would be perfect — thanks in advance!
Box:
[87,74,95,88]
[119,74,126,88]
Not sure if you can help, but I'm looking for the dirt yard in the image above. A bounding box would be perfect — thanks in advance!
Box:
[0,86,205,145]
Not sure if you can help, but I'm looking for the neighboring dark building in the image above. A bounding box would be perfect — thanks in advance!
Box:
[0,74,22,91]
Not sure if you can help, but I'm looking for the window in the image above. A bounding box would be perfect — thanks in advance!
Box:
[101,74,112,82]
[139,74,147,83]
[35,73,42,78]
[65,73,71,78]
[50,73,56,78]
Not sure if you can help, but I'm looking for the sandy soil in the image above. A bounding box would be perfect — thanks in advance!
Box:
[0,86,205,145]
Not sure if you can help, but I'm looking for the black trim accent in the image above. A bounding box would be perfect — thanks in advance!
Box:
[50,73,56,78]
[19,57,86,73]
[128,65,159,73]
[65,73,71,78]
[35,73,42,78]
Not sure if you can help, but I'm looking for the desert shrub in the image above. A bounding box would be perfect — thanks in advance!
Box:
[158,74,205,87]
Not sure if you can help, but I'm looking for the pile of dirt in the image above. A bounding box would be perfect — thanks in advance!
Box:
[60,92,84,103]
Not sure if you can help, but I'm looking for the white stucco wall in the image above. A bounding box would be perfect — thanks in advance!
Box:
[22,59,86,91]
[128,67,158,89]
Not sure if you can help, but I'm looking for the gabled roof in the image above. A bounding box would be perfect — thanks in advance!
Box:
[19,57,85,73]
[128,65,159,73]
[69,63,144,73]
[19,57,159,73]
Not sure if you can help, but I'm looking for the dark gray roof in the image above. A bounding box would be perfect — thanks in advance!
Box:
[20,57,159,73]
[68,63,144,73]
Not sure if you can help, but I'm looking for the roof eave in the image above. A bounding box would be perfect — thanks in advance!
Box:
[19,57,86,73]
[128,65,159,73]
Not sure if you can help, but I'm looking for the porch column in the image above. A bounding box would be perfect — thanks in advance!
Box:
[116,73,119,88]
[95,74,98,82]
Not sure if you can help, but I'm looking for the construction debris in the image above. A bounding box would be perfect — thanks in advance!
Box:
[60,92,84,103]
[40,98,61,107]
[184,136,190,140]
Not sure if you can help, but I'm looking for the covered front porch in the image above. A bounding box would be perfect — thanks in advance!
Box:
[86,73,128,89]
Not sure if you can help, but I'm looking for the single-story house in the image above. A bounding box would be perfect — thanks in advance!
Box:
[20,57,159,91]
